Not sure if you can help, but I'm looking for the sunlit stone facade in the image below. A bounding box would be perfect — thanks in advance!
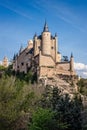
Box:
[13,22,76,79]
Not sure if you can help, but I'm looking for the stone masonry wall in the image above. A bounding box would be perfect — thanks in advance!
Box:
[56,62,70,71]
[16,48,32,73]
[39,52,55,67]
[39,66,55,77]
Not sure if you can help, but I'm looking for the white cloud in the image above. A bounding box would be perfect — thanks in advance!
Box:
[83,72,87,76]
[74,62,87,78]
[74,62,87,70]
[0,61,2,65]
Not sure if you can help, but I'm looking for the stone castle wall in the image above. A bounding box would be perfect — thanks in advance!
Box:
[51,39,56,61]
[14,48,32,73]
[34,39,41,56]
[39,66,55,77]
[39,51,55,67]
[56,62,70,71]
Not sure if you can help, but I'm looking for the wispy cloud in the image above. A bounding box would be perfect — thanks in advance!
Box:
[35,0,84,32]
[0,2,32,19]
[52,4,84,32]
[0,0,84,32]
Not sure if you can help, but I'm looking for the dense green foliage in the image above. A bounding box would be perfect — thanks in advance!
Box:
[0,66,6,71]
[0,67,86,130]
[5,66,37,84]
[77,78,87,129]
[29,108,55,130]
[39,86,83,130]
[29,108,68,130]
[0,75,35,130]
[77,78,87,95]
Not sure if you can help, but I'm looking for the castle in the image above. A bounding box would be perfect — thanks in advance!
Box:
[13,22,76,80]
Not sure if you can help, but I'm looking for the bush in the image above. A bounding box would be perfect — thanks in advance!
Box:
[0,76,35,130]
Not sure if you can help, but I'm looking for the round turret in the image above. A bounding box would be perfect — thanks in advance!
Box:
[42,22,51,55]
[70,53,74,72]
[2,56,8,67]
[27,40,33,49]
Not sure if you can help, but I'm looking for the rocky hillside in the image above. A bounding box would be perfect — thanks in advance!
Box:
[39,75,78,98]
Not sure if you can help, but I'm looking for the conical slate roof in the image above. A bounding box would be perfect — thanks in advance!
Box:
[71,52,73,58]
[43,21,49,32]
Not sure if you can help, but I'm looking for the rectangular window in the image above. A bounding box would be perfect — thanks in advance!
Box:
[21,62,24,66]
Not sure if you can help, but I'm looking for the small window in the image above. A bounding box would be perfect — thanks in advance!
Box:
[38,46,40,49]
[51,46,54,49]
[21,62,24,66]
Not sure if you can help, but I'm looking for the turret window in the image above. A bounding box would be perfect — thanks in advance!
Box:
[51,46,54,49]
[21,62,24,66]
[38,46,41,50]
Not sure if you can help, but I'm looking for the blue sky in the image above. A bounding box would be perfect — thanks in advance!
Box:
[0,0,87,77]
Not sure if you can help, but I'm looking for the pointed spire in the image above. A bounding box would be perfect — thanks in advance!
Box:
[71,52,73,58]
[19,44,23,53]
[33,32,37,39]
[34,32,37,37]
[55,33,57,37]
[13,54,16,60]
[43,20,49,32]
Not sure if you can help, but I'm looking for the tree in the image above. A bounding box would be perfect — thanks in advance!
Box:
[0,65,6,71]
[29,108,67,130]
[42,86,83,130]
[29,108,54,130]
[70,94,83,130]
[63,56,68,61]
[51,87,61,110]
[40,85,52,108]
[0,76,35,130]
[52,92,83,130]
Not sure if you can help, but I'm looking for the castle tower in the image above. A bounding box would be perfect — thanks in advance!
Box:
[55,33,58,62]
[70,53,74,72]
[42,21,51,55]
[2,56,8,67]
[27,40,33,49]
[33,33,38,56]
